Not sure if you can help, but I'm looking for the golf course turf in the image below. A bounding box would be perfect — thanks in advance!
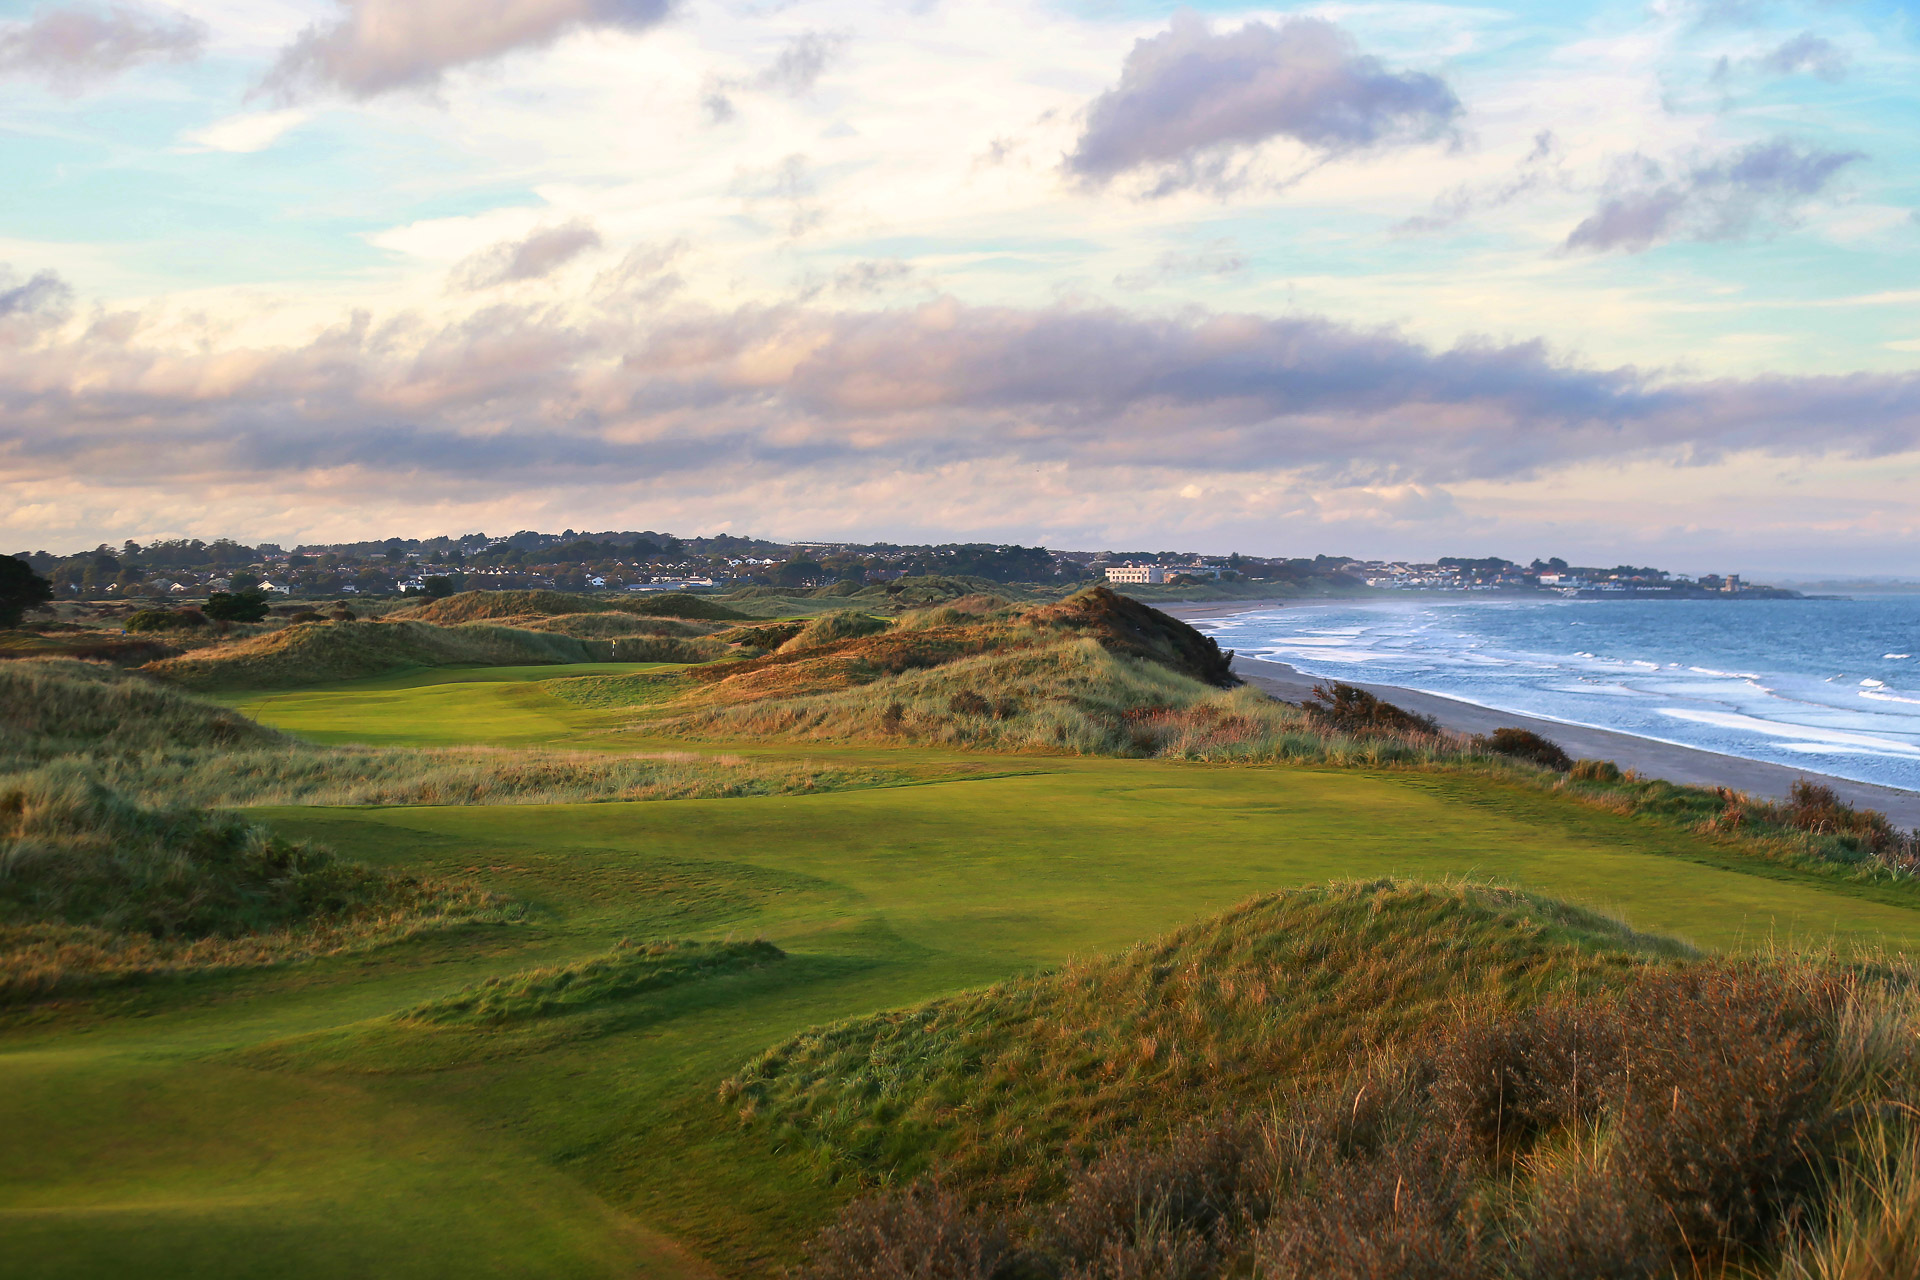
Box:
[8,661,1920,1278]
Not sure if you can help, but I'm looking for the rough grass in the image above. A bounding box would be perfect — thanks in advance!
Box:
[777,610,891,653]
[144,619,617,690]
[788,903,1920,1280]
[30,748,915,809]
[1,658,284,761]
[401,589,747,623]
[724,879,1691,1203]
[1,886,519,1005]
[0,771,522,1002]
[513,612,725,640]
[400,938,787,1026]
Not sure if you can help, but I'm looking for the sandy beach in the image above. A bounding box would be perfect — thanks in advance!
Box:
[1159,597,1920,830]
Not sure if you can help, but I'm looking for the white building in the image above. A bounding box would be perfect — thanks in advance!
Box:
[1104,564,1167,585]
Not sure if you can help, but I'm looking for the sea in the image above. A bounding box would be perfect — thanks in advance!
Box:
[1198,595,1920,793]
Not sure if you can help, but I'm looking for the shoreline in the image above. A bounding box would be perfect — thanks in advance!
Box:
[1156,598,1920,829]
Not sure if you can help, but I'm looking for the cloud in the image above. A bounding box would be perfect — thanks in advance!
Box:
[0,266,73,339]
[6,284,1920,528]
[449,220,604,290]
[1398,131,1565,234]
[0,3,203,89]
[1113,240,1247,289]
[1564,138,1862,254]
[1065,14,1460,194]
[262,0,675,100]
[1756,31,1848,81]
[704,29,848,123]
[181,108,311,154]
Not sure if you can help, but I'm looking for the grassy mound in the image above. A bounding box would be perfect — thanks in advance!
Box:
[677,637,1285,756]
[798,956,1897,1280]
[404,589,747,624]
[1,771,421,939]
[514,612,722,640]
[1025,586,1237,687]
[144,619,614,690]
[401,938,786,1026]
[0,629,178,665]
[401,590,629,622]
[726,879,1689,1201]
[619,592,749,621]
[1,659,283,763]
[777,610,891,653]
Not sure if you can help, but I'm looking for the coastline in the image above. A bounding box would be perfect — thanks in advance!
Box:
[1156,597,1920,829]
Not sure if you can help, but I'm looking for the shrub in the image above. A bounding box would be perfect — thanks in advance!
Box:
[1571,759,1623,783]
[1045,1116,1263,1275]
[1612,967,1847,1252]
[1304,683,1441,736]
[203,590,271,623]
[1255,1133,1479,1280]
[790,1184,1016,1280]
[124,609,206,634]
[1428,1002,1623,1157]
[949,691,993,717]
[1474,728,1572,772]
[289,610,325,623]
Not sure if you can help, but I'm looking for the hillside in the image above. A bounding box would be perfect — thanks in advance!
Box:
[1,658,284,764]
[728,879,1688,1201]
[785,882,1908,1280]
[144,619,619,690]
[403,590,748,624]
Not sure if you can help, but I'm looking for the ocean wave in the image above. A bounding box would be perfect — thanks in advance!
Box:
[1656,708,1920,756]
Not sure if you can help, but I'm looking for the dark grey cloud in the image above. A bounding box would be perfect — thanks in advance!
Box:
[6,285,1920,507]
[0,3,203,88]
[1564,138,1861,254]
[1066,14,1460,195]
[449,221,603,291]
[262,0,673,100]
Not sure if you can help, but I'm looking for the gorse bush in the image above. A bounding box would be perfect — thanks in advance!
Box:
[1304,682,1442,736]
[124,609,206,634]
[1474,727,1573,772]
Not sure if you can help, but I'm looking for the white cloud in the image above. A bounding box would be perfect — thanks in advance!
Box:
[181,107,310,152]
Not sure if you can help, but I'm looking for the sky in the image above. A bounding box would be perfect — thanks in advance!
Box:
[1,0,1918,572]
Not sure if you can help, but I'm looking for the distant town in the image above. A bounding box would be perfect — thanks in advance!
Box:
[6,532,1796,601]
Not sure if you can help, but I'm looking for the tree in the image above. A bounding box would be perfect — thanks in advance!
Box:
[0,555,54,627]
[203,590,270,623]
[423,576,455,599]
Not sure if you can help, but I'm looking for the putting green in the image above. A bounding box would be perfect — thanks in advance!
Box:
[10,664,1920,1277]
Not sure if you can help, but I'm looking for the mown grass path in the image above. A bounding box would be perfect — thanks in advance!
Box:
[8,663,1920,1278]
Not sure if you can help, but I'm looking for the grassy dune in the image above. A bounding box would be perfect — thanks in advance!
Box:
[403,590,748,624]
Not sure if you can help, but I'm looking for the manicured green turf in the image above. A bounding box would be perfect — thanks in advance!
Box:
[229,662,683,745]
[11,665,1920,1278]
